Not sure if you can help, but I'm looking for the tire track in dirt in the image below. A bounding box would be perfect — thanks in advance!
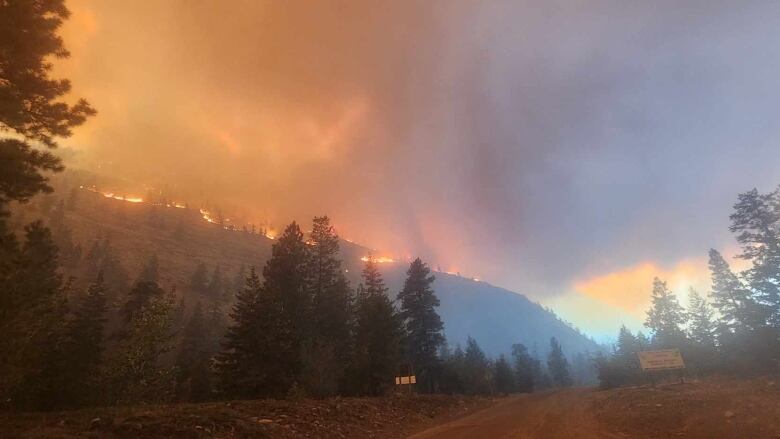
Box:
[408,389,627,439]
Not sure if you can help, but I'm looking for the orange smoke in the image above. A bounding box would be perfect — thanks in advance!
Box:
[573,259,711,317]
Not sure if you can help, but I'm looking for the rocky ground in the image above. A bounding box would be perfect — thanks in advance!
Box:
[0,394,492,439]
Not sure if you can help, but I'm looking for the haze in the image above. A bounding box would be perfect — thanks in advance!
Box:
[56,0,780,336]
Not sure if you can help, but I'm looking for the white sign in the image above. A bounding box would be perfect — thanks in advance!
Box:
[395,375,417,385]
[637,349,685,371]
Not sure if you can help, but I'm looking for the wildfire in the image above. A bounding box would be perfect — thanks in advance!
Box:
[81,185,144,203]
[199,208,220,225]
[78,186,482,282]
[360,256,395,264]
[81,185,277,240]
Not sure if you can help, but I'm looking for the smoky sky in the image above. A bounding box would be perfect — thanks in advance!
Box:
[60,0,780,303]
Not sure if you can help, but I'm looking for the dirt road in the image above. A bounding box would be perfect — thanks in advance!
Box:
[408,389,625,439]
[410,377,780,439]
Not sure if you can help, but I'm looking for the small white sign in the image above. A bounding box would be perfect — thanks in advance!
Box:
[637,349,685,371]
[395,375,417,385]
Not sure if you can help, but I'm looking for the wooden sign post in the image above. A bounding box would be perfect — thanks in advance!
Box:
[395,364,416,395]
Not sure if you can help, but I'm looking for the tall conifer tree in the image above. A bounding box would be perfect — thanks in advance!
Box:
[303,216,354,396]
[59,271,108,407]
[354,256,402,395]
[397,258,445,393]
[176,302,212,402]
[547,337,572,387]
[708,248,761,331]
[645,277,687,347]
[729,188,780,326]
[219,222,309,398]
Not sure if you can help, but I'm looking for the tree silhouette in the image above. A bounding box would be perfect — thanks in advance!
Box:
[0,0,95,213]
[397,258,445,393]
[547,337,572,387]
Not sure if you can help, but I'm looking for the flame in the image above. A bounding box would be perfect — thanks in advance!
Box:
[81,185,278,239]
[360,256,395,264]
[79,186,485,282]
[81,185,144,203]
[199,208,219,224]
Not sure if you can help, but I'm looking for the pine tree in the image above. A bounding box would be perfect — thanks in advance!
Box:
[439,343,466,394]
[397,258,445,393]
[708,249,762,331]
[263,222,310,392]
[122,280,165,324]
[530,343,552,389]
[547,337,572,387]
[616,325,640,359]
[219,223,309,398]
[105,289,177,405]
[688,288,716,348]
[687,288,718,373]
[0,0,95,214]
[217,267,293,398]
[636,331,650,349]
[510,343,535,393]
[0,223,64,403]
[645,277,687,347]
[0,0,96,148]
[614,325,641,385]
[570,352,594,386]
[175,302,212,402]
[729,188,780,327]
[83,238,128,309]
[462,337,491,395]
[493,354,515,395]
[217,268,265,397]
[1,222,69,409]
[60,271,108,407]
[302,216,354,396]
[353,256,402,395]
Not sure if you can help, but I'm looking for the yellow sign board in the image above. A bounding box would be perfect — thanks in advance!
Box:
[637,349,685,371]
[395,375,417,385]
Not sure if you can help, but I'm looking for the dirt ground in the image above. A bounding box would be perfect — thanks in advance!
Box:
[0,395,490,439]
[4,377,779,438]
[410,376,780,439]
[593,375,780,438]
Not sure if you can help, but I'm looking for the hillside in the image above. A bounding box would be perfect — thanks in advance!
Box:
[12,182,600,363]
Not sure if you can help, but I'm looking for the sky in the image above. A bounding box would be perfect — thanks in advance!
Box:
[55,0,780,337]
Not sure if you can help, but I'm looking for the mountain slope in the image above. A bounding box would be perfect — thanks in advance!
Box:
[17,185,600,362]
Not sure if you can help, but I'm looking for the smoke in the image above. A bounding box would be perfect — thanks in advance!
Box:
[58,0,780,307]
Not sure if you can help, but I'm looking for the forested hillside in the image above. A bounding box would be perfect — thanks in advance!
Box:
[10,171,600,365]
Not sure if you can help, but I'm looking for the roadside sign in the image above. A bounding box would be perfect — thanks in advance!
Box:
[637,349,685,371]
[394,376,417,385]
